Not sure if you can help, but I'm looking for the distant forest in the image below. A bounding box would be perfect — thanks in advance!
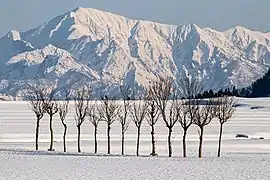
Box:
[197,69,270,98]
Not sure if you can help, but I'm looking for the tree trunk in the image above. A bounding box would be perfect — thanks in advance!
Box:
[217,123,224,157]
[151,124,156,156]
[136,127,141,156]
[94,126,98,153]
[77,125,81,153]
[121,127,125,155]
[35,117,41,151]
[63,124,67,152]
[49,114,54,151]
[107,124,111,154]
[182,129,187,157]
[168,128,172,157]
[198,126,204,158]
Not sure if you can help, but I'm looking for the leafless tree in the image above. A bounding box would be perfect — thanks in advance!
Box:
[43,87,59,151]
[74,86,91,153]
[178,74,202,157]
[131,97,148,156]
[215,96,237,157]
[98,95,120,154]
[118,85,132,155]
[193,99,216,158]
[87,103,100,153]
[145,90,160,156]
[167,96,180,157]
[177,104,190,157]
[58,90,70,152]
[27,87,45,151]
[149,76,178,157]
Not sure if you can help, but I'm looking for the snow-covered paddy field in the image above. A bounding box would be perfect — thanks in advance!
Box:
[1,98,270,179]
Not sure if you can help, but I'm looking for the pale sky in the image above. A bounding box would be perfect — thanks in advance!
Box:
[0,0,269,37]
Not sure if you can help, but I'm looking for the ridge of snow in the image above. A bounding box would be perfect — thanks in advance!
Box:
[6,30,21,41]
[0,7,269,98]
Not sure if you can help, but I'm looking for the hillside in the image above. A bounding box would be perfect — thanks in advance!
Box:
[0,7,270,98]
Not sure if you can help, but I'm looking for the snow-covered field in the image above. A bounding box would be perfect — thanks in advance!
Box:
[1,98,270,179]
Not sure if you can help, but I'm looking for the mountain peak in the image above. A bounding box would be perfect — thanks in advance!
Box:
[71,7,128,19]
[6,30,21,41]
[0,7,270,98]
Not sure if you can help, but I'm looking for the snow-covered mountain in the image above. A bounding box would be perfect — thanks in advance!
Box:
[0,7,270,99]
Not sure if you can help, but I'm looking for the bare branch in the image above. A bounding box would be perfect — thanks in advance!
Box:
[99,95,120,154]
[215,95,237,157]
[148,76,177,157]
[178,74,202,157]
[193,99,216,128]
[131,96,148,156]
[88,103,100,127]
[215,96,237,125]
[131,98,148,129]
[74,86,91,127]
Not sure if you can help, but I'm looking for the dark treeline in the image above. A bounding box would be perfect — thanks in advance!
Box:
[244,68,270,97]
[197,68,270,99]
[195,87,239,99]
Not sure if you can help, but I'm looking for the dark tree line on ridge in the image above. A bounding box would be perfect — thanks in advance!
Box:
[28,75,236,158]
[198,68,270,99]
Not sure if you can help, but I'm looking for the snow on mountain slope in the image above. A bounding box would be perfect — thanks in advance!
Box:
[265,31,270,40]
[0,31,34,72]
[0,7,270,98]
[6,44,99,79]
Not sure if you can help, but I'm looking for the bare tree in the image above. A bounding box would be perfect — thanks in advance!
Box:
[99,95,119,154]
[177,104,191,157]
[58,90,70,152]
[58,101,69,152]
[178,75,202,157]
[43,88,59,151]
[216,96,237,157]
[145,90,160,156]
[74,87,91,153]
[88,103,100,153]
[149,76,178,157]
[118,85,132,155]
[193,99,216,158]
[28,87,45,151]
[167,96,179,157]
[131,97,148,156]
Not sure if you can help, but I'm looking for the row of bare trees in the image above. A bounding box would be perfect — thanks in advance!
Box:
[28,76,236,158]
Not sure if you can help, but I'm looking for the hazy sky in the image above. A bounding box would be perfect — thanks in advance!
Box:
[0,0,269,37]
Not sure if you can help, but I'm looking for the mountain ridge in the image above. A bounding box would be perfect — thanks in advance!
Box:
[0,7,269,99]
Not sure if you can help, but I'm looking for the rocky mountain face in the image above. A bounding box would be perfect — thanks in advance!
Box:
[0,7,270,99]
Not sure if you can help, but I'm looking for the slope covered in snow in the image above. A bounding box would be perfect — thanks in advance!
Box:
[0,7,270,98]
[1,149,270,180]
[1,98,270,179]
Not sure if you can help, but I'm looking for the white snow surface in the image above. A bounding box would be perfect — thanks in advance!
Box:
[0,7,270,98]
[1,98,270,179]
[1,149,270,180]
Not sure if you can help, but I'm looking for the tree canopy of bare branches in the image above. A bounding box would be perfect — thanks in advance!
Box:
[27,86,45,151]
[58,90,70,152]
[179,74,202,157]
[149,76,178,157]
[177,103,191,157]
[43,87,59,151]
[118,85,132,155]
[145,89,160,156]
[99,95,120,154]
[193,99,216,158]
[131,97,148,156]
[74,86,91,153]
[216,96,237,157]
[88,103,100,153]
